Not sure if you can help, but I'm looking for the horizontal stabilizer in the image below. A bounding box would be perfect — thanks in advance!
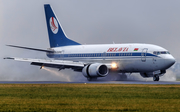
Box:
[7,45,54,53]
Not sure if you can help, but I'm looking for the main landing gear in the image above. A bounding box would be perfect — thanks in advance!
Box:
[153,75,159,81]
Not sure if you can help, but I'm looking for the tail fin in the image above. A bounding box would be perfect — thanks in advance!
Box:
[44,4,80,48]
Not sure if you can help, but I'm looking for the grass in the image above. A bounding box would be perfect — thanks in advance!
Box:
[0,84,179,111]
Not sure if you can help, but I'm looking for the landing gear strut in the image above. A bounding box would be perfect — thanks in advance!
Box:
[153,75,159,81]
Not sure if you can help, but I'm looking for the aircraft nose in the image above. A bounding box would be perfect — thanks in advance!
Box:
[165,55,175,68]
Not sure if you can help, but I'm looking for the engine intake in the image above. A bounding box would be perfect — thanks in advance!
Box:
[82,63,109,78]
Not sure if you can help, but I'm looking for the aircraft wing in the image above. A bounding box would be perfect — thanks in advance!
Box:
[4,57,85,71]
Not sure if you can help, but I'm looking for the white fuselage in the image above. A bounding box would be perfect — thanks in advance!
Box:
[47,43,175,73]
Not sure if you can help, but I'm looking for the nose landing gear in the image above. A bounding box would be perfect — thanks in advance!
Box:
[153,75,159,81]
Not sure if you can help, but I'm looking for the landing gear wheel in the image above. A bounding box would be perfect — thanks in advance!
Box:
[153,76,159,81]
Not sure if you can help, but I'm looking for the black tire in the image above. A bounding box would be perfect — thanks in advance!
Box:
[153,76,159,81]
[156,76,159,81]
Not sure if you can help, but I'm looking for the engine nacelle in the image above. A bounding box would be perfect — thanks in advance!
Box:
[82,63,109,78]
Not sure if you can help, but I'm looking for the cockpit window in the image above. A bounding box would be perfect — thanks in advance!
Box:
[157,52,160,55]
[153,51,170,55]
[153,51,157,55]
[161,51,166,54]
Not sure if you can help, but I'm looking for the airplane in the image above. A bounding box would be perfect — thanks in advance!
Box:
[4,4,175,81]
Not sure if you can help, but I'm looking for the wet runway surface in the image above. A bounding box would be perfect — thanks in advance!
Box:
[0,81,180,84]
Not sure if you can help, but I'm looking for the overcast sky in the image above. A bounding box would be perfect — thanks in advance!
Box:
[1,0,180,81]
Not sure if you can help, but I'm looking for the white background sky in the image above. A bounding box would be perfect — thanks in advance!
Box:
[0,0,180,81]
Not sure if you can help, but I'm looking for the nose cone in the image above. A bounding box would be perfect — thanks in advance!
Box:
[165,55,175,69]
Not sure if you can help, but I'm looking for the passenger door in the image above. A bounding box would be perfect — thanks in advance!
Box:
[141,48,148,62]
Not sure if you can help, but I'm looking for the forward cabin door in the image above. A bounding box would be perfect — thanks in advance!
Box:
[141,48,148,62]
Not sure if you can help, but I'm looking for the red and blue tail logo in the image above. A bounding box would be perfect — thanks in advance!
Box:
[50,17,58,34]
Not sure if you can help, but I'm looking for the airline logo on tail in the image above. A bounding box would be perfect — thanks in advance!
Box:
[49,17,58,34]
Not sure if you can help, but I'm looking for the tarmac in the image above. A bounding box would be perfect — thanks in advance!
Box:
[0,80,180,84]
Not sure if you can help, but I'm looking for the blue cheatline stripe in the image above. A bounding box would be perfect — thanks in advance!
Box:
[47,52,158,59]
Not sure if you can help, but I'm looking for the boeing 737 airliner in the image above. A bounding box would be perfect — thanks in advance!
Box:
[4,4,175,81]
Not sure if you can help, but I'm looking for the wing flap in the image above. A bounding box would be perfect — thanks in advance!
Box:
[4,57,85,70]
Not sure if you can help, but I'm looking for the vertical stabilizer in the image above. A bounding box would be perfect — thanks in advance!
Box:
[44,4,80,48]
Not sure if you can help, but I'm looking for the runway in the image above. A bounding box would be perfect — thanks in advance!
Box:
[0,81,180,84]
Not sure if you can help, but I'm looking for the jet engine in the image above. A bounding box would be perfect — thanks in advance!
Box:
[82,63,109,78]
